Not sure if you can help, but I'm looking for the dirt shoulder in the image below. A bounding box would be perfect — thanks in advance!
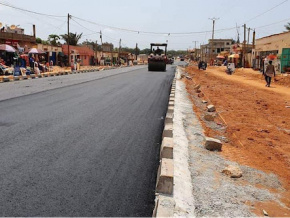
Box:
[184,65,290,216]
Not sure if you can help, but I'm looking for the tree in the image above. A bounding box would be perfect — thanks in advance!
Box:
[48,34,60,46]
[140,48,151,54]
[61,32,83,46]
[285,22,290,31]
[36,37,42,43]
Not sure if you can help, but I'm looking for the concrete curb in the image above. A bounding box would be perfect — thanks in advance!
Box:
[0,67,102,84]
[153,72,177,217]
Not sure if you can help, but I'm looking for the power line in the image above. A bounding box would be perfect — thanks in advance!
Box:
[255,17,290,29]
[72,15,237,36]
[71,18,100,35]
[0,1,66,17]
[244,0,289,23]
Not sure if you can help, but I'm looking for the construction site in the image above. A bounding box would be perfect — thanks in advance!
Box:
[180,64,290,216]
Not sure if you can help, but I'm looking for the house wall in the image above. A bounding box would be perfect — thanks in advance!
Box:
[255,31,290,55]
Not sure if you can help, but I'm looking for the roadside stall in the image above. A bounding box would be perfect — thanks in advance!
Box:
[0,44,16,75]
[216,55,225,66]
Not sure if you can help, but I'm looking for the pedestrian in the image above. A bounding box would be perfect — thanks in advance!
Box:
[264,60,275,87]
[34,61,40,75]
[29,56,34,69]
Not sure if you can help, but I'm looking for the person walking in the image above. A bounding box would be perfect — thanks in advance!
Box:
[264,60,275,87]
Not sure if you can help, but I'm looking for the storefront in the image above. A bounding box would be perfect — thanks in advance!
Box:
[62,45,94,66]
[37,44,62,65]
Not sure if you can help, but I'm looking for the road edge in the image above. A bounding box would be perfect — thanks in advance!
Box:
[153,66,195,217]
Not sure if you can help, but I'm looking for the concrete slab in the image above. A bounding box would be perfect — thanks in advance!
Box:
[169,101,174,107]
[165,112,174,125]
[163,123,173,138]
[156,158,174,195]
[168,105,174,113]
[160,137,173,159]
[155,195,175,217]
[3,77,10,82]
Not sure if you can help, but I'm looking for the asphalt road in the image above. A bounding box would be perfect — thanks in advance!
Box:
[0,65,175,216]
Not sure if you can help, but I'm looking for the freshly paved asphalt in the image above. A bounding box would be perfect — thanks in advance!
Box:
[0,66,175,216]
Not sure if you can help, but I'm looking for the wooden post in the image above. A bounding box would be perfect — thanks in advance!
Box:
[67,13,70,65]
[243,24,246,67]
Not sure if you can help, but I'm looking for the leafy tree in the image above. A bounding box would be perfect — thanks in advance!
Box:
[48,34,60,46]
[61,32,83,46]
[285,22,290,31]
[36,37,42,43]
[140,48,151,54]
[42,40,49,45]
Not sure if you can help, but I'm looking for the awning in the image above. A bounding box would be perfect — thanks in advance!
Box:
[228,54,239,58]
[0,44,16,53]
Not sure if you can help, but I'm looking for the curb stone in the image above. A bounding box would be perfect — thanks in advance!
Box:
[153,69,177,217]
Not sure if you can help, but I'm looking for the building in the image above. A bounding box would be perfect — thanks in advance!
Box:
[37,44,62,65]
[62,45,94,66]
[201,39,233,62]
[0,25,36,49]
[253,31,290,72]
[188,48,201,61]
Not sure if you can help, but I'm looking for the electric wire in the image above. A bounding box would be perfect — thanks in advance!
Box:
[244,0,289,23]
[0,1,66,17]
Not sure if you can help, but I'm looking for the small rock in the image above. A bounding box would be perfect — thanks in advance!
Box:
[196,89,201,93]
[204,113,214,121]
[205,137,222,151]
[202,100,208,104]
[263,209,269,216]
[198,93,204,98]
[207,105,216,112]
[194,84,201,90]
[286,106,290,108]
[222,165,243,178]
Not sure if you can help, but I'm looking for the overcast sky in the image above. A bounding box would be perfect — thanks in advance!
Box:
[1,0,290,50]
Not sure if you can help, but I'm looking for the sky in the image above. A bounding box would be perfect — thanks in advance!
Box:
[0,0,290,50]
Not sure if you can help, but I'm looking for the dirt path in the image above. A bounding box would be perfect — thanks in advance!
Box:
[185,65,290,217]
[206,66,290,97]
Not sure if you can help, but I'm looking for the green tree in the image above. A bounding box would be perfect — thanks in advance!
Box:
[285,22,290,31]
[36,37,42,43]
[48,34,60,46]
[61,32,83,46]
[140,48,151,54]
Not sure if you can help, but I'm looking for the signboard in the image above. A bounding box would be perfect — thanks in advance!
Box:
[5,40,18,46]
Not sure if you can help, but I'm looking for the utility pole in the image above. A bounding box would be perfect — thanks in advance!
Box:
[100,31,103,58]
[95,40,98,65]
[193,41,198,60]
[252,29,256,49]
[243,24,246,67]
[135,43,138,60]
[67,13,70,65]
[247,27,251,45]
[119,39,121,55]
[209,17,219,64]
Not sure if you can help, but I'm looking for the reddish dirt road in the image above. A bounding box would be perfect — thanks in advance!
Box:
[185,65,290,216]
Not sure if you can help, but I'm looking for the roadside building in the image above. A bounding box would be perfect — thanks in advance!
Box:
[0,25,36,50]
[37,44,62,65]
[62,45,94,66]
[201,39,233,63]
[253,31,290,73]
[188,48,200,61]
